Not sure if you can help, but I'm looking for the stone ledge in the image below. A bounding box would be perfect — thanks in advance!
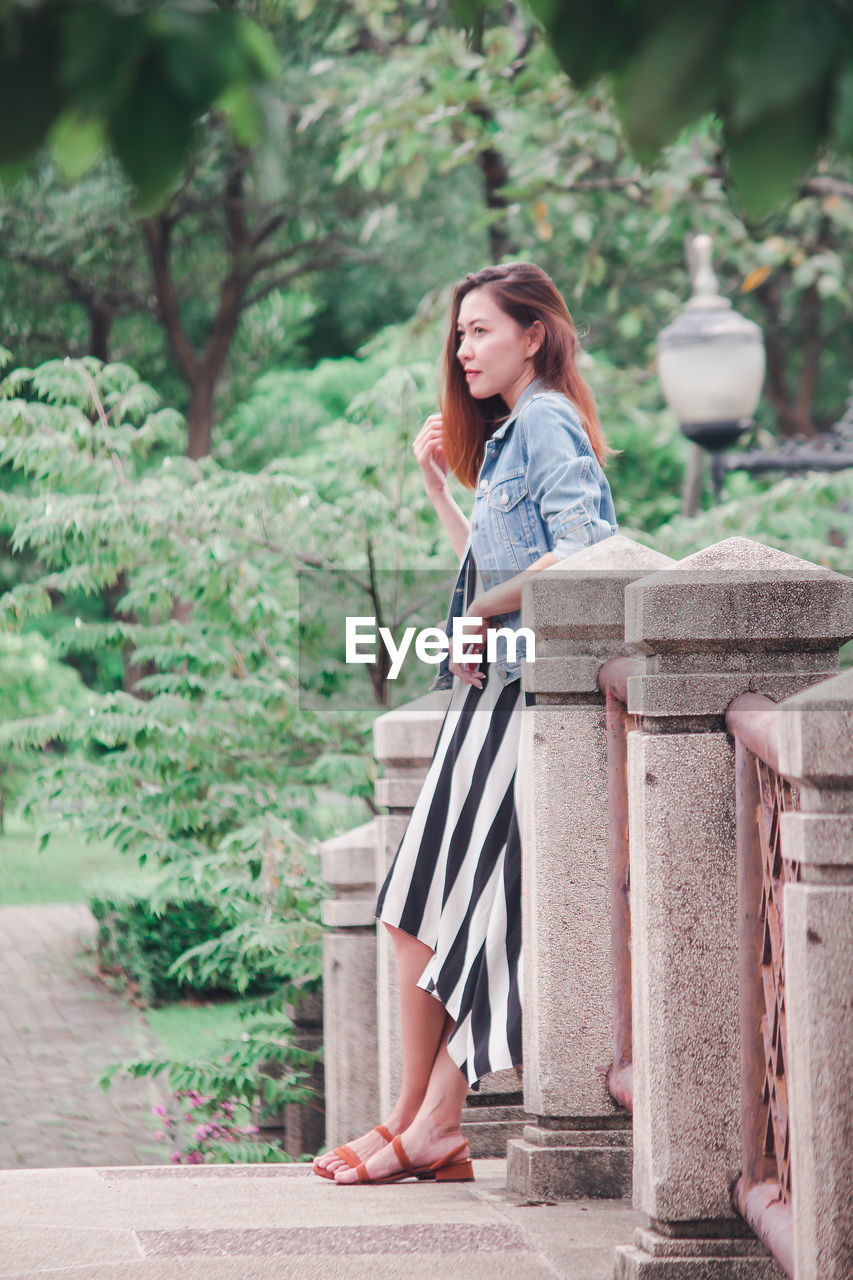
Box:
[613,1230,787,1278]
[506,1137,632,1200]
[627,671,833,718]
[522,1125,631,1149]
[780,811,853,866]
[321,899,377,928]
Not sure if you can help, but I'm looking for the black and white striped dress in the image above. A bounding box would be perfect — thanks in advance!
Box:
[375,555,527,1086]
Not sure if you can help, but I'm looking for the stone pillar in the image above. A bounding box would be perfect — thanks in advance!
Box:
[320,819,380,1150]
[615,537,853,1278]
[776,672,853,1280]
[506,534,674,1201]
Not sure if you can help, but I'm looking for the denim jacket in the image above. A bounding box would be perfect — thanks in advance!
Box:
[430,377,618,690]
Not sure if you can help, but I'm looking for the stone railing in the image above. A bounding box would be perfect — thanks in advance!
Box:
[320,533,853,1280]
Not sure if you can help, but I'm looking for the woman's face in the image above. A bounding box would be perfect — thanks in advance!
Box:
[456,287,538,406]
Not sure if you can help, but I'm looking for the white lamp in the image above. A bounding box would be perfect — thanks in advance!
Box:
[657,234,766,451]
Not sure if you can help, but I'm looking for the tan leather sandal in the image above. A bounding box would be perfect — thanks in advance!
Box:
[342,1135,474,1185]
[312,1125,394,1180]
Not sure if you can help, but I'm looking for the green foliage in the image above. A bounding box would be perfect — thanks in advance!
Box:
[101,1005,321,1163]
[327,11,853,437]
[0,0,278,208]
[0,631,91,819]
[624,468,853,575]
[89,889,279,1004]
[522,0,852,218]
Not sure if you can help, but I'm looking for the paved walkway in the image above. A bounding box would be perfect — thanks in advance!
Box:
[0,905,645,1275]
[0,905,164,1169]
[0,1161,643,1279]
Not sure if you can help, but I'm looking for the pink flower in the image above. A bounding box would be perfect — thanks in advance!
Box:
[170,1152,181,1165]
[187,1151,203,1164]
[152,1131,165,1141]
[152,1104,166,1116]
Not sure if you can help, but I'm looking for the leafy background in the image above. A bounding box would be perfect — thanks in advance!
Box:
[0,0,850,1162]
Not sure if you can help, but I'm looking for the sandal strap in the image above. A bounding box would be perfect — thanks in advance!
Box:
[374,1124,394,1143]
[392,1134,415,1172]
[332,1144,362,1169]
[428,1141,470,1172]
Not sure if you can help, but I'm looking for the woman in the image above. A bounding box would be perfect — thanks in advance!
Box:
[314,262,617,1186]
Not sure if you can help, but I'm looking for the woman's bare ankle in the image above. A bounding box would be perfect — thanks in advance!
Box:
[386,1099,421,1134]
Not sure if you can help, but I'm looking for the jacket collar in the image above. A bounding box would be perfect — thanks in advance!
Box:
[488,376,548,441]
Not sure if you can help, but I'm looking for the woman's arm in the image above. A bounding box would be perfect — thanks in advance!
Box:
[429,485,471,561]
[470,550,559,620]
[413,413,471,561]
[448,551,560,687]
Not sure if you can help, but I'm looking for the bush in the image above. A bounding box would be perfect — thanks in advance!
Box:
[89,891,276,1005]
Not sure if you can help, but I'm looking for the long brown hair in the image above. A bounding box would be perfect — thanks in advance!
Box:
[441,262,613,489]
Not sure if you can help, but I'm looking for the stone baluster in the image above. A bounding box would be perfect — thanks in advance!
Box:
[614,536,853,1278]
[507,534,674,1201]
[776,671,853,1280]
[320,819,380,1150]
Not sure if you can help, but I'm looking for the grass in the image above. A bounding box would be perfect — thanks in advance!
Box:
[0,812,127,905]
[143,999,246,1061]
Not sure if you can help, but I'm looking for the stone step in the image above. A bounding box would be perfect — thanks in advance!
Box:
[462,1103,529,1124]
[462,1113,532,1159]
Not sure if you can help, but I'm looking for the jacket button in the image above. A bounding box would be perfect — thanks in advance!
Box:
[479,479,487,489]
[500,493,509,505]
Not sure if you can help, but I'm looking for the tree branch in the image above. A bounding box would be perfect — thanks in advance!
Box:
[247,235,341,281]
[142,219,199,382]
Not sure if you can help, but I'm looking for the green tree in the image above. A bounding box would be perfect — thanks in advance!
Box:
[0,631,91,827]
[0,0,278,208]
[522,0,853,219]
[330,10,853,438]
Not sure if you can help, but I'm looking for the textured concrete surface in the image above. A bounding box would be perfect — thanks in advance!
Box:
[774,668,853,1277]
[520,536,673,695]
[777,667,853,790]
[0,904,164,1170]
[507,1136,632,1202]
[517,704,616,1120]
[614,1228,787,1279]
[0,1160,644,1279]
[320,819,380,1151]
[322,930,380,1150]
[624,536,853,659]
[628,732,742,1225]
[786,888,853,1279]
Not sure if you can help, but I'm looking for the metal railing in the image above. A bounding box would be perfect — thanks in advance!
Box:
[727,692,800,1279]
[598,655,644,1114]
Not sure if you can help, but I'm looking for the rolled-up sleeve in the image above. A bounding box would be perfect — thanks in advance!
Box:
[522,395,615,560]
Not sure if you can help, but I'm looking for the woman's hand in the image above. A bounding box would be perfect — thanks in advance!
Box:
[413,413,449,500]
[448,609,487,689]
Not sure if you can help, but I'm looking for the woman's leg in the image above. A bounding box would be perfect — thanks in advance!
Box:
[314,923,447,1174]
[334,1015,470,1183]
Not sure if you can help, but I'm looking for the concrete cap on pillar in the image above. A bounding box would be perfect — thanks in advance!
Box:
[320,820,378,891]
[522,534,675,641]
[520,534,674,695]
[776,668,853,791]
[625,536,853,657]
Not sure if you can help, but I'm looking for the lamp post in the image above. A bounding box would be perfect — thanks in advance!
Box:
[657,234,766,506]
